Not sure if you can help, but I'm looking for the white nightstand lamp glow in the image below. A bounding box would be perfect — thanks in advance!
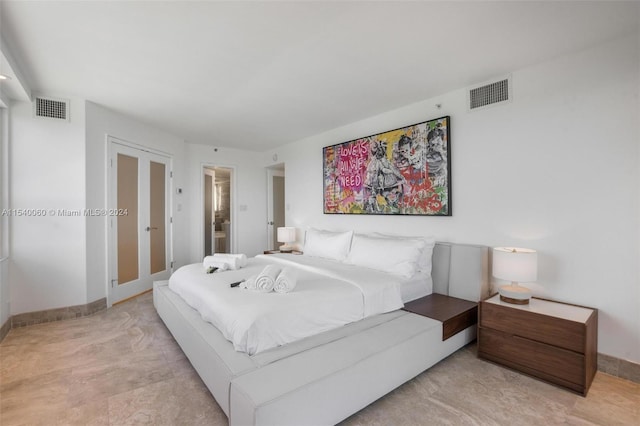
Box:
[492,247,538,305]
[277,227,296,253]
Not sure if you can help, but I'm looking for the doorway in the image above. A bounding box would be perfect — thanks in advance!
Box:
[203,166,234,256]
[266,165,285,250]
[108,139,172,304]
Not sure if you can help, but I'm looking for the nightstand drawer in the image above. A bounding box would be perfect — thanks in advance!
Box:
[479,295,597,395]
[479,328,585,386]
[480,302,585,353]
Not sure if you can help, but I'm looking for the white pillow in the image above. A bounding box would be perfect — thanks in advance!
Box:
[346,234,426,278]
[371,233,435,274]
[303,229,353,261]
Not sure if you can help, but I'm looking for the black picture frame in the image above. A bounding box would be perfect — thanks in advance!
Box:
[323,116,451,216]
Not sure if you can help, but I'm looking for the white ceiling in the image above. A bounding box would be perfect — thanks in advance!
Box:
[0,1,637,151]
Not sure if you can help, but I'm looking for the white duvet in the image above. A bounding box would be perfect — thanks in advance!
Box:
[168,255,404,355]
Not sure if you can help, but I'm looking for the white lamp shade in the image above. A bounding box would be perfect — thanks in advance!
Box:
[277,227,296,243]
[493,247,538,283]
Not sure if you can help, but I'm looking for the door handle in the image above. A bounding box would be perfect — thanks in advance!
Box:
[268,221,274,225]
[145,226,159,231]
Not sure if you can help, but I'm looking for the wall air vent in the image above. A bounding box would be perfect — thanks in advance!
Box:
[34,96,69,121]
[468,76,511,111]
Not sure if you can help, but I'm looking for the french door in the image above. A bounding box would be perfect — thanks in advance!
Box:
[108,139,172,304]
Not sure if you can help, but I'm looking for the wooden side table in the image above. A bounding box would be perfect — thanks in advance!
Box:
[478,294,597,396]
[263,250,303,255]
[403,294,478,341]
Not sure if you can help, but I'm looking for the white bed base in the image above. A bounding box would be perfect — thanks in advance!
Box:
[153,242,489,426]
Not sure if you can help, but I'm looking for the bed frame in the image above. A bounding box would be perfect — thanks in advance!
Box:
[153,242,489,425]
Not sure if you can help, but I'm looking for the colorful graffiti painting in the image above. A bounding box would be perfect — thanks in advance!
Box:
[323,116,451,216]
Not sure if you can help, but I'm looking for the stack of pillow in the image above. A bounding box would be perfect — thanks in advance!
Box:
[303,228,435,279]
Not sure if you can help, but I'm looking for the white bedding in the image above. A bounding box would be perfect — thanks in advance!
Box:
[259,254,432,303]
[168,255,405,355]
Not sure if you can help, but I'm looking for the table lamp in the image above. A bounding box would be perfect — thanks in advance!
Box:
[492,247,538,304]
[277,227,296,253]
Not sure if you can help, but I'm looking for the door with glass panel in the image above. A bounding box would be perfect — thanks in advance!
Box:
[108,140,171,304]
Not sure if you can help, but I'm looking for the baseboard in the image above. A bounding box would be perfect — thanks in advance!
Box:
[0,317,10,342]
[10,297,107,328]
[598,352,640,384]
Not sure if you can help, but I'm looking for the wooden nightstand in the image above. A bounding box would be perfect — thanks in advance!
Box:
[478,294,597,396]
[263,250,303,255]
[403,294,478,341]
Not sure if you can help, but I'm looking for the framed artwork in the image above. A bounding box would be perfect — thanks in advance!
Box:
[323,116,451,216]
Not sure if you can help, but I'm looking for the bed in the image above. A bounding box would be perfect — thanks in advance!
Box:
[153,239,489,426]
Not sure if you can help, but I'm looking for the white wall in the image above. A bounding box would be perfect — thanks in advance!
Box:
[9,97,87,313]
[0,258,7,326]
[186,143,267,261]
[7,99,266,314]
[0,108,9,325]
[7,98,193,313]
[268,35,640,363]
[85,101,189,305]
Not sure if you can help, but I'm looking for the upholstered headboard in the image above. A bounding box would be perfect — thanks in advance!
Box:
[432,242,490,302]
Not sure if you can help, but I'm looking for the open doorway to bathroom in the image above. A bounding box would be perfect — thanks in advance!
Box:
[266,164,285,251]
[203,166,235,255]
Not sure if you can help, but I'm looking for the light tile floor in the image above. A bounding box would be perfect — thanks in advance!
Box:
[1,292,638,425]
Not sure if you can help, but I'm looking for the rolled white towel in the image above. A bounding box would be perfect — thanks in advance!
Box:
[274,268,298,294]
[240,274,258,290]
[213,253,247,269]
[255,265,281,293]
[203,256,230,272]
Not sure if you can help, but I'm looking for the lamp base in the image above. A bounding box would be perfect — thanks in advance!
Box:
[279,244,293,253]
[498,284,531,305]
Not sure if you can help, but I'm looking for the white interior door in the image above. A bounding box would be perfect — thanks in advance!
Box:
[108,140,172,304]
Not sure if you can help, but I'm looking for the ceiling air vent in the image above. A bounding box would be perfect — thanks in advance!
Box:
[468,76,511,111]
[34,96,69,121]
